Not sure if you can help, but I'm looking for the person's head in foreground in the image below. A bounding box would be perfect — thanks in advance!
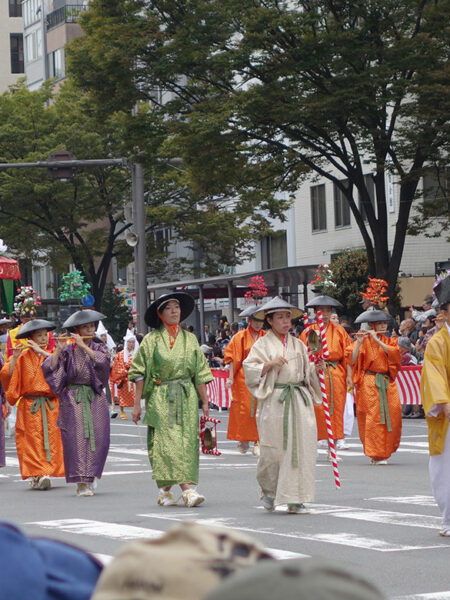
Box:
[202,556,385,600]
[91,522,272,600]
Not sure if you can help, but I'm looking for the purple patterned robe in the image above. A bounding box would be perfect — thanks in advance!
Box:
[0,355,5,468]
[42,342,110,483]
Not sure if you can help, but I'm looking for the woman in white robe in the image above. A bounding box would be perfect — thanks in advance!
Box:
[243,297,322,514]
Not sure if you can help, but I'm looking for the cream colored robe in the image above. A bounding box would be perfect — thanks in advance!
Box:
[243,330,322,506]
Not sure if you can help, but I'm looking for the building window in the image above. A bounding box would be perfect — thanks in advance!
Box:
[10,34,24,74]
[422,167,449,217]
[334,180,351,228]
[48,48,65,80]
[358,174,376,221]
[25,30,42,63]
[310,184,327,232]
[9,0,22,17]
[261,231,288,270]
[23,0,40,27]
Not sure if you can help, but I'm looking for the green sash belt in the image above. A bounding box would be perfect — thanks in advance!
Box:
[250,396,257,418]
[325,360,339,415]
[366,371,392,432]
[159,378,191,428]
[274,382,309,468]
[68,384,96,451]
[29,396,54,463]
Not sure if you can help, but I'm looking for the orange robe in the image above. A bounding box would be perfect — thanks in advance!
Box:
[0,349,65,479]
[110,350,135,407]
[301,323,351,440]
[347,335,402,461]
[224,327,266,442]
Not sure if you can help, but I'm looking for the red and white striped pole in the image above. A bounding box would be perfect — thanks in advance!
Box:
[316,310,340,488]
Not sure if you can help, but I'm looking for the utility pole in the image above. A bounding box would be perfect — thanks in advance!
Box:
[131,163,148,334]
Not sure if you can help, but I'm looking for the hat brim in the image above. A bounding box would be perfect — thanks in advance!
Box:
[63,310,106,330]
[145,292,195,328]
[16,319,56,339]
[253,307,303,321]
[305,295,343,308]
[354,310,389,324]
[435,277,450,306]
[239,304,261,318]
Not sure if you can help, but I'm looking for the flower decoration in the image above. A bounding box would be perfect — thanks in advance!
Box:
[13,286,42,314]
[310,264,336,287]
[244,275,268,302]
[433,270,450,301]
[58,270,91,302]
[360,278,389,305]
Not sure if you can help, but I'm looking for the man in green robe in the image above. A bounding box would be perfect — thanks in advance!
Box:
[129,293,212,508]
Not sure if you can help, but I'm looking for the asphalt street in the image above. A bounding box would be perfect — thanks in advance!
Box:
[1,410,449,600]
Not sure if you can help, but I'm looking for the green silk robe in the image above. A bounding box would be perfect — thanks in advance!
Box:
[128,327,212,487]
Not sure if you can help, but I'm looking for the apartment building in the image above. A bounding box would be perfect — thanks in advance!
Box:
[0,0,25,93]
[22,0,86,91]
[291,169,450,305]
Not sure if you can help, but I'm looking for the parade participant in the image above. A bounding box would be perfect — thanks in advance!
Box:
[6,287,55,358]
[0,354,9,469]
[347,310,402,465]
[42,310,110,497]
[0,317,11,355]
[111,331,139,419]
[95,321,118,419]
[301,295,351,458]
[243,297,322,514]
[5,305,36,358]
[225,304,266,455]
[129,293,212,508]
[420,276,450,537]
[0,319,64,490]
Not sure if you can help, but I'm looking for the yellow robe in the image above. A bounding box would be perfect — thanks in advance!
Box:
[420,326,450,455]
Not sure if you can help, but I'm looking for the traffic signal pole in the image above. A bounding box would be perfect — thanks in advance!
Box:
[0,156,148,332]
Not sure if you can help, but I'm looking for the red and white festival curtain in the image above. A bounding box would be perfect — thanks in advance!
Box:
[207,365,423,410]
[206,369,231,409]
[396,365,422,405]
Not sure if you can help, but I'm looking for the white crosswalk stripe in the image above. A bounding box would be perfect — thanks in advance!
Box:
[393,594,450,600]
[26,518,308,560]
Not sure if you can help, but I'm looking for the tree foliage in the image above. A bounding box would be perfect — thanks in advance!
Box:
[0,80,131,308]
[322,249,370,321]
[68,0,450,295]
[100,282,132,340]
[322,249,402,320]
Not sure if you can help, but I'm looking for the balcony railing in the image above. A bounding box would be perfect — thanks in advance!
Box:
[46,4,87,30]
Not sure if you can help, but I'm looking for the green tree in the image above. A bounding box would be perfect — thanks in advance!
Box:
[0,80,131,308]
[322,249,402,320]
[322,250,369,321]
[68,0,450,296]
[100,283,132,340]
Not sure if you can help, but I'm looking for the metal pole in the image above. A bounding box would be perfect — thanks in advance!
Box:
[131,163,148,334]
[0,158,127,170]
[303,282,308,308]
[227,280,234,323]
[198,284,205,343]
